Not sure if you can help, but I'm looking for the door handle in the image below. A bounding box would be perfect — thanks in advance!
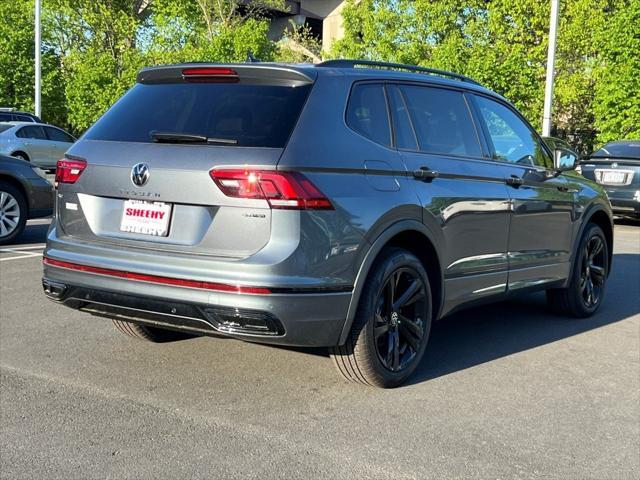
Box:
[557,185,578,193]
[413,166,439,181]
[506,175,524,187]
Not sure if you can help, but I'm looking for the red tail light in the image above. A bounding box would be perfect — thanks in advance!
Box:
[182,67,239,83]
[210,169,333,210]
[55,159,87,185]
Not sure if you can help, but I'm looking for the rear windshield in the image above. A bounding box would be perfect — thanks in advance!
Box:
[84,83,312,148]
[592,142,640,159]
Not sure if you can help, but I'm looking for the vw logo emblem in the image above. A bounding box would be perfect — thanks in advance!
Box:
[611,162,618,168]
[131,163,150,187]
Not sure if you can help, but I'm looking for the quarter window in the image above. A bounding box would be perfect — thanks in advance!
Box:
[346,83,391,146]
[400,85,482,157]
[45,126,74,143]
[475,96,550,168]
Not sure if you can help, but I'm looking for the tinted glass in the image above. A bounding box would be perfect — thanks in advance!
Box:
[592,142,640,159]
[400,85,481,157]
[84,83,312,148]
[0,113,12,122]
[14,115,33,122]
[387,85,418,150]
[346,83,391,146]
[476,96,550,167]
[17,126,46,139]
[45,126,74,143]
[0,125,12,133]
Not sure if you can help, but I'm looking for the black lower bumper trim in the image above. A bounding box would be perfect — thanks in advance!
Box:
[43,279,285,338]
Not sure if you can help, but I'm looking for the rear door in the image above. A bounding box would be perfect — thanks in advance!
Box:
[472,94,575,290]
[43,126,75,164]
[389,83,513,314]
[56,66,315,258]
[16,125,51,167]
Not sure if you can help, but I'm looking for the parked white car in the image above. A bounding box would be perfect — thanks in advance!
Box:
[0,122,76,170]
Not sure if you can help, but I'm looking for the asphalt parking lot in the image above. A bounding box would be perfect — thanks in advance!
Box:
[1,219,638,479]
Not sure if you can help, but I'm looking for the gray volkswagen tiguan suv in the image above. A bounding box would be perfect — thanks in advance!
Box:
[43,60,613,387]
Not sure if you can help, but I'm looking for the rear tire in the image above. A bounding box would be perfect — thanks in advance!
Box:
[112,320,196,342]
[0,181,28,245]
[547,223,609,318]
[330,248,433,388]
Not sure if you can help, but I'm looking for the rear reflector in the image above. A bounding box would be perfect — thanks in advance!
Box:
[210,169,333,210]
[182,67,239,83]
[43,258,272,295]
[55,158,87,185]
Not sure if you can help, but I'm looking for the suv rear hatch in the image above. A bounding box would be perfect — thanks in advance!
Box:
[56,64,316,258]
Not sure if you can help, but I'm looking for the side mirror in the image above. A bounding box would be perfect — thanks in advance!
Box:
[554,148,577,171]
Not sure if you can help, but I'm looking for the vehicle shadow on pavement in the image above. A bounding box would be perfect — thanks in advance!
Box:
[16,221,50,245]
[408,252,640,385]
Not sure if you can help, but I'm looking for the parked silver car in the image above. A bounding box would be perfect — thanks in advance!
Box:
[0,122,75,170]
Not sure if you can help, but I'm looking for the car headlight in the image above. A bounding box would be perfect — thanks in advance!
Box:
[31,166,48,179]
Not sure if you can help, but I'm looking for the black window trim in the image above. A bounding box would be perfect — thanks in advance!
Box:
[345,80,395,150]
[469,92,554,171]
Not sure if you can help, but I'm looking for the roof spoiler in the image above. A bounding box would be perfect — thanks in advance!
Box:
[137,64,316,87]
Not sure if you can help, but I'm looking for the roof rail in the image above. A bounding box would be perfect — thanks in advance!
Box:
[317,59,482,86]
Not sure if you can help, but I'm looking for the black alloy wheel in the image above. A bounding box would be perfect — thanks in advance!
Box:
[374,267,428,372]
[580,234,606,309]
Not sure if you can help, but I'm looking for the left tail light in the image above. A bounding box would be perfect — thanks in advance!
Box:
[55,158,87,185]
[210,169,333,210]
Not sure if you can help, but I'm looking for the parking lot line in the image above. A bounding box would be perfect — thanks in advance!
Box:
[0,247,44,262]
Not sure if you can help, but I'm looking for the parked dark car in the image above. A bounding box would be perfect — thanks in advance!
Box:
[0,108,42,123]
[42,60,613,387]
[0,154,54,244]
[579,141,640,219]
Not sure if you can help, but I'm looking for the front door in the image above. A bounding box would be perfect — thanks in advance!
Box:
[387,84,513,315]
[472,94,575,291]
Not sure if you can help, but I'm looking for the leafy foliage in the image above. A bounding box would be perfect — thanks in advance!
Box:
[0,0,637,150]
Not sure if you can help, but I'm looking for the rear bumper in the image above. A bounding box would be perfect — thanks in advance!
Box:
[42,264,352,347]
[605,187,640,217]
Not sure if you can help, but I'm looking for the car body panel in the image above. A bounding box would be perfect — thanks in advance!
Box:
[0,154,54,218]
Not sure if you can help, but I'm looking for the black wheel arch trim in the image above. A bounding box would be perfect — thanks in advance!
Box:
[567,202,614,286]
[338,219,444,345]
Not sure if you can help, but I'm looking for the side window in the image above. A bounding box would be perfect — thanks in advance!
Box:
[15,115,33,122]
[45,127,74,143]
[400,85,482,157]
[387,85,418,150]
[0,113,12,122]
[346,83,391,146]
[18,126,46,139]
[475,96,551,168]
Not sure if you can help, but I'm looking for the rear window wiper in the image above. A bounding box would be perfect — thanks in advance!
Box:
[150,131,238,145]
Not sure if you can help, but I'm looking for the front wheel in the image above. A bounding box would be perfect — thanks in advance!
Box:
[330,248,433,388]
[547,223,609,317]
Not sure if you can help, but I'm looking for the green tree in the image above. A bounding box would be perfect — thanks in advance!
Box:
[0,0,66,126]
[593,0,640,143]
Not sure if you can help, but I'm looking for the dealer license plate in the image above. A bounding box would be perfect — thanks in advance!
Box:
[120,200,172,237]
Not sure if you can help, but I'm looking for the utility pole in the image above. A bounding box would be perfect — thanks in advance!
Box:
[542,0,559,137]
[35,0,42,118]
